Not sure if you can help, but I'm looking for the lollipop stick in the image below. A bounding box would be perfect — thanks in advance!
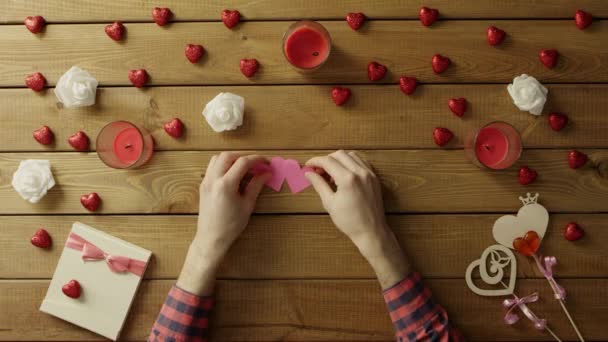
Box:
[532,254,585,342]
[545,326,562,342]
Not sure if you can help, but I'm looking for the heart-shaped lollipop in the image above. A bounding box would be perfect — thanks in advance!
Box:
[513,231,541,256]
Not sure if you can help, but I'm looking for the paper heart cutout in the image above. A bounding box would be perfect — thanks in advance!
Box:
[251,157,312,193]
[493,194,548,251]
[466,244,517,297]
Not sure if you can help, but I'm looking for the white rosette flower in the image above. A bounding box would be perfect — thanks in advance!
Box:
[507,74,548,116]
[54,66,99,108]
[11,160,56,203]
[202,92,244,132]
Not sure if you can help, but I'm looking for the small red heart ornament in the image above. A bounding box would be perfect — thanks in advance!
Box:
[548,113,568,131]
[399,76,418,95]
[221,9,241,29]
[33,126,54,145]
[185,44,205,63]
[564,222,585,241]
[104,21,125,41]
[128,69,148,88]
[331,87,351,106]
[24,16,45,33]
[346,12,366,30]
[432,54,451,74]
[240,58,259,78]
[512,230,540,256]
[164,118,185,138]
[539,49,559,69]
[574,10,592,30]
[486,26,506,46]
[68,131,90,151]
[433,127,453,147]
[568,150,588,169]
[152,7,172,26]
[25,72,46,92]
[518,166,538,185]
[419,7,439,27]
[448,98,467,117]
[367,62,386,81]
[62,280,82,299]
[31,228,52,249]
[80,192,101,212]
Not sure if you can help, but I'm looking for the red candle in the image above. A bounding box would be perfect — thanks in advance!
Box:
[283,20,331,70]
[466,121,522,170]
[96,121,154,169]
[113,128,145,164]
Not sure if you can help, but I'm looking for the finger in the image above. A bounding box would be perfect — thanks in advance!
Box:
[305,171,334,202]
[225,155,268,185]
[305,156,350,184]
[202,155,218,182]
[331,150,363,173]
[244,172,271,202]
[348,151,375,175]
[214,151,241,175]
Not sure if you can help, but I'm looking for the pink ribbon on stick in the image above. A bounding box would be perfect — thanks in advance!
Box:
[502,292,547,330]
[65,232,147,277]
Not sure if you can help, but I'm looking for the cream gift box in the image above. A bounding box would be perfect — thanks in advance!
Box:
[40,222,152,340]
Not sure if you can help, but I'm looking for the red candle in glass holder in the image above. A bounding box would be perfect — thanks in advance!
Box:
[283,20,331,70]
[465,121,522,170]
[96,121,154,169]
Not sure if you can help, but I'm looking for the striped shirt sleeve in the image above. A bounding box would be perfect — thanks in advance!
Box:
[148,285,214,342]
[383,272,464,342]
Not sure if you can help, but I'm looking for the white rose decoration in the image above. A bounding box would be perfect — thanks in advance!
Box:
[54,66,99,108]
[507,74,548,116]
[202,92,244,132]
[11,160,56,204]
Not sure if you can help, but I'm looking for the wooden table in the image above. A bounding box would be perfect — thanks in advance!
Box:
[1,1,607,341]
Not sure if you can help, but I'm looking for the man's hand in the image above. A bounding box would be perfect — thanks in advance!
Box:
[177,152,270,295]
[305,150,410,289]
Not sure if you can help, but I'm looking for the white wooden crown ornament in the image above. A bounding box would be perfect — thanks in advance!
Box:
[492,193,548,251]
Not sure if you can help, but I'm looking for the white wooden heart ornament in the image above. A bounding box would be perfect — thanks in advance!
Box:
[466,244,517,296]
[492,193,549,250]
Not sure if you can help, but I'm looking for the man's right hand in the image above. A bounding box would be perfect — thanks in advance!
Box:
[305,150,411,289]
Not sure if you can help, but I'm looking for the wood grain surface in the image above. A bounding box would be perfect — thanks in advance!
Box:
[2,84,607,151]
[3,1,607,341]
[2,0,607,23]
[1,21,606,86]
[0,279,605,341]
[1,150,607,214]
[1,215,605,280]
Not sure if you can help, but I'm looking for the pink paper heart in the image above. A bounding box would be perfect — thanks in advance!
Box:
[284,159,312,193]
[265,157,286,192]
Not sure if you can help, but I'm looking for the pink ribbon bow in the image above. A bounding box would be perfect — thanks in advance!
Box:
[65,232,147,277]
[535,255,566,300]
[503,292,547,330]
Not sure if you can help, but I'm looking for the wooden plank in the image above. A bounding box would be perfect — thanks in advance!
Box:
[2,0,607,23]
[3,84,608,151]
[1,21,606,86]
[1,214,605,279]
[0,279,605,341]
[1,150,607,214]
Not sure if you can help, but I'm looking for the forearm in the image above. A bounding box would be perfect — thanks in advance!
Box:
[176,237,227,296]
[352,224,411,289]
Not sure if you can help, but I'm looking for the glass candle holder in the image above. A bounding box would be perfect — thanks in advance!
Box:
[465,121,522,170]
[283,20,331,71]
[96,121,154,169]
